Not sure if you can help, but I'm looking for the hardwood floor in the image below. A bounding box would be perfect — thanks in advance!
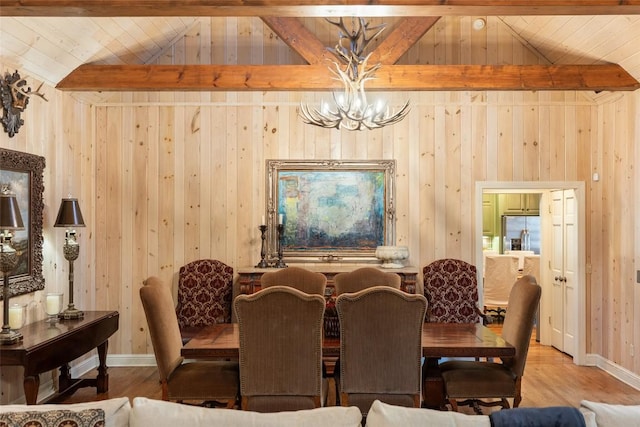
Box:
[58,334,640,411]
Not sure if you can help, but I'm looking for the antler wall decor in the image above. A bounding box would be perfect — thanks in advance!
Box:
[0,71,48,138]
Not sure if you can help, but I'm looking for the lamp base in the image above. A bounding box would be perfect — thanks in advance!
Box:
[59,307,84,320]
[0,328,23,345]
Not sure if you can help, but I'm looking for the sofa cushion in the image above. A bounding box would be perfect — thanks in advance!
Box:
[0,408,104,427]
[489,406,586,427]
[365,400,491,427]
[580,400,640,427]
[0,397,130,427]
[130,397,362,427]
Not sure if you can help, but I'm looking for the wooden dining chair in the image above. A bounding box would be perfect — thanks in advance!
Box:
[140,276,239,407]
[234,285,326,412]
[336,286,427,417]
[440,275,542,413]
[260,266,327,296]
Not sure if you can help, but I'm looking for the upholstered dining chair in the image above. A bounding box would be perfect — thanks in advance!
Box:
[522,254,541,341]
[483,255,520,321]
[440,275,542,413]
[260,266,327,296]
[422,258,487,324]
[332,266,402,403]
[333,267,401,296]
[175,259,233,342]
[336,286,427,417]
[234,285,326,412]
[140,276,239,407]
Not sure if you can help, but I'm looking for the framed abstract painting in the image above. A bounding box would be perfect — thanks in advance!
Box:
[265,159,396,263]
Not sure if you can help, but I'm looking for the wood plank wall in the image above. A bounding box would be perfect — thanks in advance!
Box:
[1,16,638,402]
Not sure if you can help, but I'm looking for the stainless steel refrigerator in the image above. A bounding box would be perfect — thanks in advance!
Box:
[500,215,541,254]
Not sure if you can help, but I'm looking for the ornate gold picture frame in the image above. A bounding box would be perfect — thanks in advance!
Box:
[0,148,45,298]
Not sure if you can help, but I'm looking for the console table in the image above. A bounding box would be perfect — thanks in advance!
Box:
[0,310,119,404]
[237,265,419,296]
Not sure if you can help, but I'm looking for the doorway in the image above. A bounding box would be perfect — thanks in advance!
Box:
[476,182,586,366]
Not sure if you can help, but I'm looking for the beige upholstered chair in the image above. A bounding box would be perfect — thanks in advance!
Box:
[234,285,326,412]
[483,255,520,321]
[333,267,401,296]
[260,266,327,296]
[522,254,541,340]
[522,255,540,283]
[140,276,239,407]
[336,286,427,417]
[440,275,542,413]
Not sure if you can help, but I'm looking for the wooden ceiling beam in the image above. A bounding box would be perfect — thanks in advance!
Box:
[261,17,333,64]
[56,64,640,92]
[369,17,440,65]
[260,17,440,66]
[2,1,640,17]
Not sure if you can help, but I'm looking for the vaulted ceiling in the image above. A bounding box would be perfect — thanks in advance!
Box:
[1,1,640,99]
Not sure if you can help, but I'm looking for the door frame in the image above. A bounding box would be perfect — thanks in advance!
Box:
[476,181,586,366]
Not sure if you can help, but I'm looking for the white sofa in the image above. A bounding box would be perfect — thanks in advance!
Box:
[1,397,639,427]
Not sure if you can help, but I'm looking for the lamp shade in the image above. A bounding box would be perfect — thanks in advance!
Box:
[0,191,24,230]
[54,198,85,227]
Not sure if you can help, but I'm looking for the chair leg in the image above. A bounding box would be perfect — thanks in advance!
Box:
[340,393,350,407]
[513,377,523,407]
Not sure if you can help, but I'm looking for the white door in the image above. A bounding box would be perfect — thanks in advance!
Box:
[550,189,577,356]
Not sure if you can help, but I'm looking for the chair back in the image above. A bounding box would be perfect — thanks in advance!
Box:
[260,266,327,296]
[175,259,233,328]
[522,255,540,284]
[483,255,519,308]
[336,286,427,414]
[333,267,401,296]
[505,250,535,270]
[423,258,481,323]
[501,275,542,376]
[234,286,325,412]
[140,276,183,382]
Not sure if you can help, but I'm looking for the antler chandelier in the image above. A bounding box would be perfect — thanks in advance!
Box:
[299,18,410,131]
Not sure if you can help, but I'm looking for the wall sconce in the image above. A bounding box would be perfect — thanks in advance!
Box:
[0,70,48,138]
[54,197,86,320]
[0,184,25,345]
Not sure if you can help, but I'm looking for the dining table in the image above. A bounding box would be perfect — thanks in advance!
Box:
[181,322,514,409]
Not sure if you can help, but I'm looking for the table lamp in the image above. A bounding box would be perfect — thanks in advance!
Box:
[0,185,25,345]
[54,197,85,319]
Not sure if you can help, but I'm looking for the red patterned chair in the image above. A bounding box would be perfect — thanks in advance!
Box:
[175,259,234,342]
[422,258,486,324]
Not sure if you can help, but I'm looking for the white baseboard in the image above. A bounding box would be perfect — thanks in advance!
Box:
[586,353,640,391]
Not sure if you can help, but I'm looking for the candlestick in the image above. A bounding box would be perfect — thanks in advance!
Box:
[274,223,287,268]
[261,215,265,225]
[255,225,269,268]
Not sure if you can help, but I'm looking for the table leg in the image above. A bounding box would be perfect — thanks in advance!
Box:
[23,374,40,405]
[422,357,446,409]
[96,340,109,393]
[59,363,72,391]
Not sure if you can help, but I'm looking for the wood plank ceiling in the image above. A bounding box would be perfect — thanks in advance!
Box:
[2,1,640,92]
